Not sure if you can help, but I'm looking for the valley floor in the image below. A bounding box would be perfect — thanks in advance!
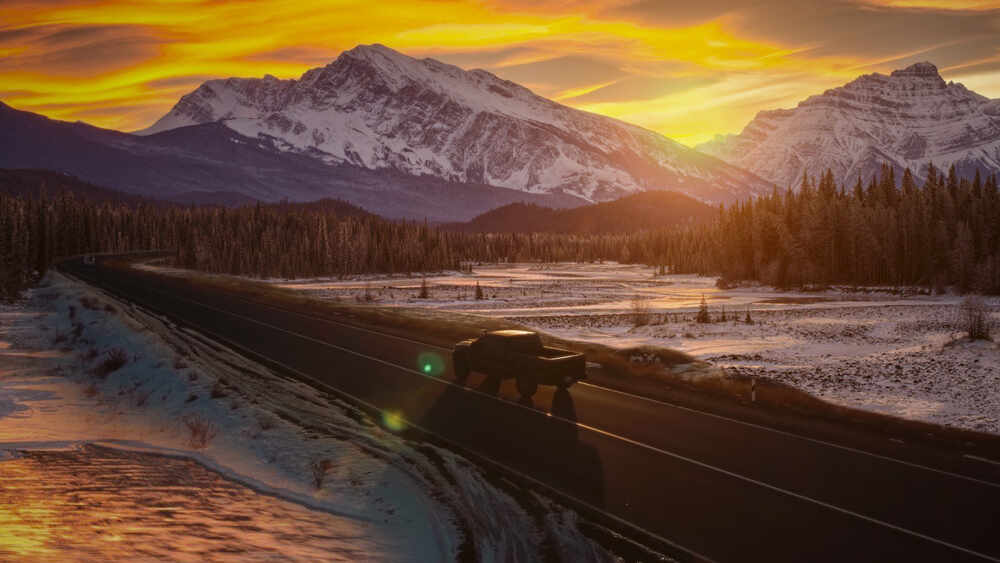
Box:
[261,262,1000,434]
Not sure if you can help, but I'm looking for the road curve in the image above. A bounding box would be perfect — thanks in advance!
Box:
[61,258,1000,563]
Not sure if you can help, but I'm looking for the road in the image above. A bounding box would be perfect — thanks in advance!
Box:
[62,258,1000,562]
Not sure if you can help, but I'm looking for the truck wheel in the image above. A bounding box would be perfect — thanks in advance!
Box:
[516,374,538,398]
[453,353,470,383]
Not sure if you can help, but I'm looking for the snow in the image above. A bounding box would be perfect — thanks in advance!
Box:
[136,44,771,204]
[0,273,622,561]
[699,61,1000,187]
[249,262,1000,434]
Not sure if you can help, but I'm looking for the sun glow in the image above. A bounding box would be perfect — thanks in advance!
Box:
[1,0,998,143]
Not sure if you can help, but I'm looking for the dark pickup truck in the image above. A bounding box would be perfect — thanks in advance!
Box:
[452,330,586,398]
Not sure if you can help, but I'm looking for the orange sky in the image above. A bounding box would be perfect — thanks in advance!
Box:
[2,0,999,145]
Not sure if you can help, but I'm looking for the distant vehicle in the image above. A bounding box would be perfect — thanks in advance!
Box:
[452,330,586,398]
[82,255,96,266]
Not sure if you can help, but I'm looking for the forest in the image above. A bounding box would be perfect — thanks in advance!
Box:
[1,163,998,301]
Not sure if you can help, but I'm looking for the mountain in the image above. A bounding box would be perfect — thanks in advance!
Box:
[0,169,157,204]
[447,190,717,234]
[140,44,772,205]
[699,62,1000,188]
[0,101,583,221]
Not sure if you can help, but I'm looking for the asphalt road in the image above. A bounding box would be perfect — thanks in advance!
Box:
[61,258,1000,562]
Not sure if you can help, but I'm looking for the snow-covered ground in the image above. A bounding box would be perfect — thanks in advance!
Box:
[253,262,1000,434]
[0,272,622,561]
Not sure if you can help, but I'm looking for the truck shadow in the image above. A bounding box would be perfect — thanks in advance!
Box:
[415,380,605,511]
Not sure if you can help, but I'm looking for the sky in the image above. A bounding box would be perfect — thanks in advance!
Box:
[2,1,999,146]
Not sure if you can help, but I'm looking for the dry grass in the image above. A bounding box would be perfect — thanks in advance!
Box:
[181,414,218,449]
[961,296,993,341]
[630,295,652,327]
[310,457,334,489]
[210,380,228,399]
[92,348,128,378]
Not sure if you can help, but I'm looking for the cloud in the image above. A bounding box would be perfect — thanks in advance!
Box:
[0,0,998,141]
[482,54,628,97]
[563,74,721,104]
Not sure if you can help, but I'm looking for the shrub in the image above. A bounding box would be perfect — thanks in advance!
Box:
[134,389,151,407]
[83,383,99,398]
[174,357,188,370]
[210,381,227,399]
[744,307,754,325]
[181,414,218,449]
[630,294,652,327]
[93,348,128,378]
[961,296,992,341]
[256,412,277,431]
[310,458,335,489]
[475,281,484,300]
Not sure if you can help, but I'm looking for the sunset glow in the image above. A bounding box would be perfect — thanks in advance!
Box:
[2,0,1000,143]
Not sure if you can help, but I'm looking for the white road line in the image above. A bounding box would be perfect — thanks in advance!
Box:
[577,383,1000,490]
[90,280,710,563]
[127,283,999,562]
[965,455,1000,467]
[219,290,1000,491]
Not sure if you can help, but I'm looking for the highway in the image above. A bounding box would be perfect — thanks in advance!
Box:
[62,258,1000,562]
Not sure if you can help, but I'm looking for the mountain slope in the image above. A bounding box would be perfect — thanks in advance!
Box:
[0,101,583,221]
[140,44,772,204]
[699,62,1000,187]
[447,190,717,234]
[0,169,158,205]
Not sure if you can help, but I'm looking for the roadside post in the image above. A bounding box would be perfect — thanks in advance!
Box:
[751,377,757,404]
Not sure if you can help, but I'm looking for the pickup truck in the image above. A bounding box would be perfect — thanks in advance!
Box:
[452,330,586,398]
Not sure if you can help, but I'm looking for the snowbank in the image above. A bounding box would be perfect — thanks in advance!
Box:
[0,272,621,561]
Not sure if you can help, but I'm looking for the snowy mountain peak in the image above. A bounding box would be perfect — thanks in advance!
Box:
[138,44,772,204]
[699,61,1000,187]
[890,61,941,79]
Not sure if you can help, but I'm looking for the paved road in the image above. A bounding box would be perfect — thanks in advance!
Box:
[62,259,1000,562]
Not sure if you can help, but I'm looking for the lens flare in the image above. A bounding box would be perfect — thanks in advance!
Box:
[381,410,406,432]
[416,352,444,376]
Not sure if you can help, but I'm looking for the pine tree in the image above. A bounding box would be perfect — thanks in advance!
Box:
[696,295,711,323]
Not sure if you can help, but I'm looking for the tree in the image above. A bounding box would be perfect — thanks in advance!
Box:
[696,295,711,323]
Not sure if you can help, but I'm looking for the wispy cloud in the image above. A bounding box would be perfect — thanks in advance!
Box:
[1,0,998,144]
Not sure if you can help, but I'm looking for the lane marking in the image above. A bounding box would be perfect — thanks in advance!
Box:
[577,383,1000,490]
[966,455,1000,467]
[97,275,1000,562]
[76,273,710,563]
[209,288,1000,490]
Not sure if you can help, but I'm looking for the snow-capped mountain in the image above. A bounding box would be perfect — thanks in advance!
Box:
[698,62,1000,188]
[140,44,771,204]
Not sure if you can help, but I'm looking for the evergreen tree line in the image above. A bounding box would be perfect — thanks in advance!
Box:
[2,163,998,301]
[0,193,630,300]
[670,164,1000,293]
